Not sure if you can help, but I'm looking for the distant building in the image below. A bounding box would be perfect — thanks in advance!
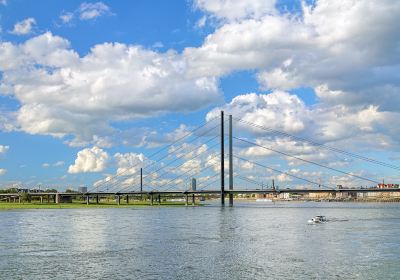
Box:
[377,183,399,189]
[78,186,87,193]
[191,178,196,191]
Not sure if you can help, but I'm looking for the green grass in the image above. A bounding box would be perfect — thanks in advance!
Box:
[0,201,198,210]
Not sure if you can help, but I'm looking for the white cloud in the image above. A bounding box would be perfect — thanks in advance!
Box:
[59,2,111,25]
[196,16,207,28]
[43,161,64,168]
[2,0,400,156]
[68,146,109,173]
[194,0,276,22]
[0,168,6,176]
[114,152,145,175]
[188,0,400,112]
[207,91,400,150]
[0,145,9,155]
[207,91,310,134]
[0,0,7,6]
[54,161,65,167]
[60,12,74,24]
[79,2,111,20]
[276,173,292,183]
[0,32,221,146]
[10,18,36,35]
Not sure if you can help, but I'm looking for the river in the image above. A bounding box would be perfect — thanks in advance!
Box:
[1,202,399,279]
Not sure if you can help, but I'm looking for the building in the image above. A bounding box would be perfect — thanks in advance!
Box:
[191,178,196,191]
[78,186,88,193]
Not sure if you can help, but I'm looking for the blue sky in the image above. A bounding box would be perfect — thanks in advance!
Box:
[1,0,400,190]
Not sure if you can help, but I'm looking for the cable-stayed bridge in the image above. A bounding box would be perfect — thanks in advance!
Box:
[2,111,400,205]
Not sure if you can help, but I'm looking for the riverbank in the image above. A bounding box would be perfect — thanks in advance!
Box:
[0,201,197,210]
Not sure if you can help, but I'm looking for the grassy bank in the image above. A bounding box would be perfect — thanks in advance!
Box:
[0,201,197,210]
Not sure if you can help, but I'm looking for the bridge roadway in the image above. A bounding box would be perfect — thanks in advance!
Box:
[1,187,400,198]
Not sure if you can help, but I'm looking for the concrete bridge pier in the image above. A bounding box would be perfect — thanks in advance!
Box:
[192,194,195,205]
[55,193,61,204]
[116,195,121,205]
[86,195,90,205]
[158,194,161,205]
[126,195,129,204]
[150,194,154,205]
[185,194,188,206]
[96,195,99,204]
[40,196,43,204]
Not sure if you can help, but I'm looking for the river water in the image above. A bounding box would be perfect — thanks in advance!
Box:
[0,202,399,279]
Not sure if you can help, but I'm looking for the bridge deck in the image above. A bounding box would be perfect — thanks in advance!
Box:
[1,188,400,197]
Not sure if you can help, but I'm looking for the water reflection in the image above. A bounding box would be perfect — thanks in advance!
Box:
[0,203,400,279]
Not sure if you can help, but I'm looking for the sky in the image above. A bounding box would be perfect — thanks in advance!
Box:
[1,0,400,191]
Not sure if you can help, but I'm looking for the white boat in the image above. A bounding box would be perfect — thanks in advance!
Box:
[308,215,327,224]
[256,198,273,202]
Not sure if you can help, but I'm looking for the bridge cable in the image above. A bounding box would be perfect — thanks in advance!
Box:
[234,117,400,171]
[233,136,381,185]
[90,117,220,193]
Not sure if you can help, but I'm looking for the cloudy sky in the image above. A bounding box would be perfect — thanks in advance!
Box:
[1,0,400,190]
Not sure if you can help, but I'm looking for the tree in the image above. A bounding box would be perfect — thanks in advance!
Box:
[21,192,31,203]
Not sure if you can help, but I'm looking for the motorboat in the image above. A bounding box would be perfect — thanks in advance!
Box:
[308,215,327,224]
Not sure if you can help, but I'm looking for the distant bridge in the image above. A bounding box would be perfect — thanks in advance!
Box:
[2,111,400,206]
[2,187,400,205]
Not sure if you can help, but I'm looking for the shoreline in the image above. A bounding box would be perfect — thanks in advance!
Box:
[0,201,198,210]
[1,199,400,210]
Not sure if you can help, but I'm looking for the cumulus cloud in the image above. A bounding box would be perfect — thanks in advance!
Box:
[189,0,400,112]
[114,152,145,175]
[68,146,109,173]
[194,0,276,22]
[0,145,9,155]
[207,91,400,151]
[207,91,311,134]
[10,18,36,35]
[0,168,6,176]
[0,32,221,146]
[79,2,112,20]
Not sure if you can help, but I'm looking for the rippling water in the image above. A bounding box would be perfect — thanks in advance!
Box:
[1,202,400,279]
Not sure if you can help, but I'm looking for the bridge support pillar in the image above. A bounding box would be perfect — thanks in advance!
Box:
[40,196,43,204]
[96,195,99,204]
[151,194,154,205]
[47,195,50,203]
[220,111,225,206]
[116,195,121,205]
[192,194,195,205]
[185,194,188,206]
[55,193,60,204]
[126,195,129,204]
[229,114,233,207]
[86,195,90,205]
[158,194,161,205]
[140,168,143,201]
[19,196,21,203]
